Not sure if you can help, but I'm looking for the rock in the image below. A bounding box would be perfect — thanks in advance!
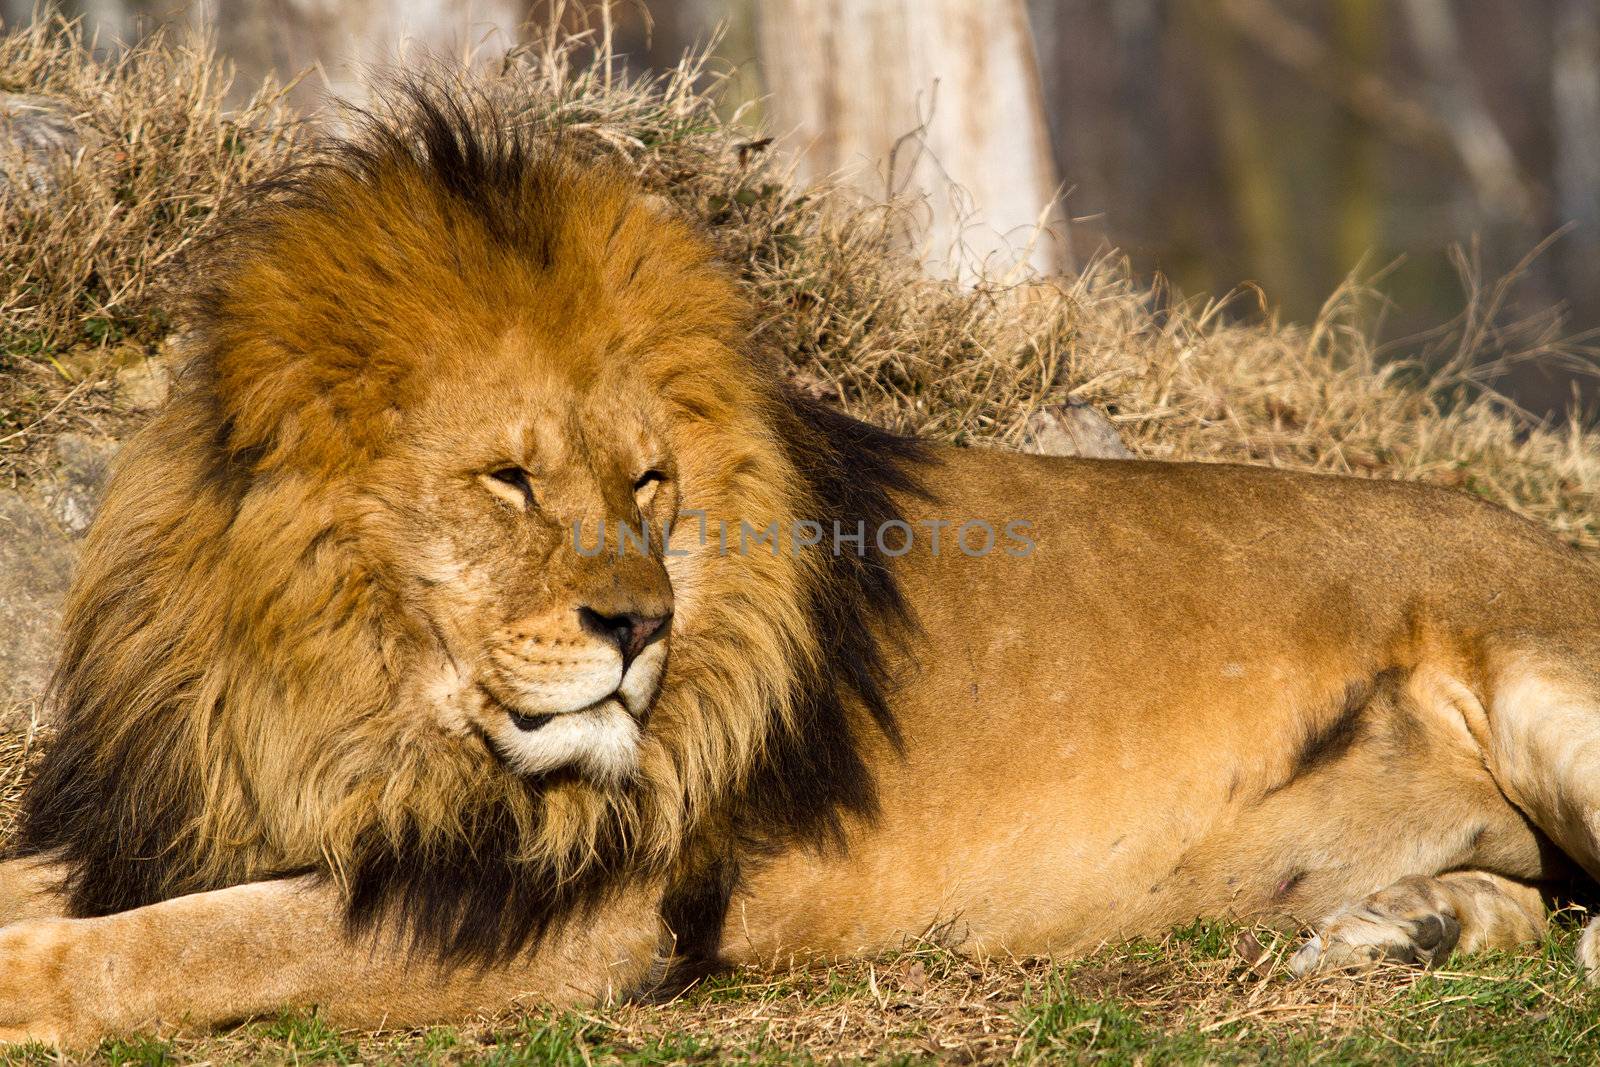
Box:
[1233,929,1274,976]
[1021,400,1134,460]
[0,492,73,730]
[41,434,119,538]
[0,434,120,727]
[116,353,174,411]
[0,93,90,195]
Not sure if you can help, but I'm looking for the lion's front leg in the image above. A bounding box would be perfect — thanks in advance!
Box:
[0,875,664,1048]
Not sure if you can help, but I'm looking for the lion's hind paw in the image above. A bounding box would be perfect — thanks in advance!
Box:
[1288,876,1467,977]
[1289,908,1459,976]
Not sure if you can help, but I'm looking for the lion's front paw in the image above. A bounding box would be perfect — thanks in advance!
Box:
[0,918,96,1048]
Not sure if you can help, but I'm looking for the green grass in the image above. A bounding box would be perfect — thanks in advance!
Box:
[248,1013,361,1063]
[95,1037,175,1067]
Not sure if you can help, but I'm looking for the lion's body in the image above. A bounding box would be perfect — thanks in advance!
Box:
[2,92,1600,1045]
[724,449,1590,961]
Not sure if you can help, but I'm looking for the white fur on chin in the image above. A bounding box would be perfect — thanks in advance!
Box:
[486,698,642,781]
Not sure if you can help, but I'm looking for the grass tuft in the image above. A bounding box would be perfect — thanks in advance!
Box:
[95,1036,174,1067]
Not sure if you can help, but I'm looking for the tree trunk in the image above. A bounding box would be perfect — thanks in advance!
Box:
[200,0,527,105]
[1399,0,1529,223]
[1109,0,1163,255]
[1553,0,1600,321]
[755,0,1071,281]
[1188,0,1303,314]
[1333,0,1382,279]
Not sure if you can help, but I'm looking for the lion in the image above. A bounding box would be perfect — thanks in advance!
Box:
[2,88,1600,1046]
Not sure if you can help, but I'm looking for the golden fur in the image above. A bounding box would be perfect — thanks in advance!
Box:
[6,89,1600,1047]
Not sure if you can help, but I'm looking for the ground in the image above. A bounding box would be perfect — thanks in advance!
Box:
[8,726,1597,1064]
[2,918,1598,1065]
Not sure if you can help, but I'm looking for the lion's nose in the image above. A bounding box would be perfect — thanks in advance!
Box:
[577,606,672,668]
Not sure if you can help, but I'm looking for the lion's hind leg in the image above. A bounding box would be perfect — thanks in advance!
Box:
[1288,871,1547,976]
[1475,643,1600,980]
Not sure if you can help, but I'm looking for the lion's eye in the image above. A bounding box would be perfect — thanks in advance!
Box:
[488,467,535,507]
[634,468,666,507]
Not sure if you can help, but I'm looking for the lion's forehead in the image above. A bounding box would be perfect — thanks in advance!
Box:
[409,363,666,474]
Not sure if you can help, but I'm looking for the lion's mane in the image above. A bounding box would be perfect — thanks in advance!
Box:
[15,88,927,964]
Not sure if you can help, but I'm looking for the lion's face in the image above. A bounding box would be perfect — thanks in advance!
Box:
[362,335,685,784]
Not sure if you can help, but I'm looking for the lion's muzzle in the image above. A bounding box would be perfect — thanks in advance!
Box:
[473,600,672,781]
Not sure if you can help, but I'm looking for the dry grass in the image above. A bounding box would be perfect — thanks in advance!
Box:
[0,719,42,855]
[0,16,296,482]
[4,15,1600,1067]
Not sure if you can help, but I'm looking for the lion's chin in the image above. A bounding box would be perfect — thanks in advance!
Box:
[484,696,642,782]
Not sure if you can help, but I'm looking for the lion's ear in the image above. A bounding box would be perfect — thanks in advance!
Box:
[205,255,417,476]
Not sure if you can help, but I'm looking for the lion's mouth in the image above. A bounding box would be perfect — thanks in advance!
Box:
[474,683,560,733]
[471,641,668,777]
[477,692,644,781]
[507,710,555,732]
[503,695,646,732]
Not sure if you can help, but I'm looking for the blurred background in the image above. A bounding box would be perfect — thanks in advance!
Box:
[3,0,1596,414]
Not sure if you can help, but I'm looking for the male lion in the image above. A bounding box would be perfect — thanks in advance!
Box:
[3,91,1600,1046]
